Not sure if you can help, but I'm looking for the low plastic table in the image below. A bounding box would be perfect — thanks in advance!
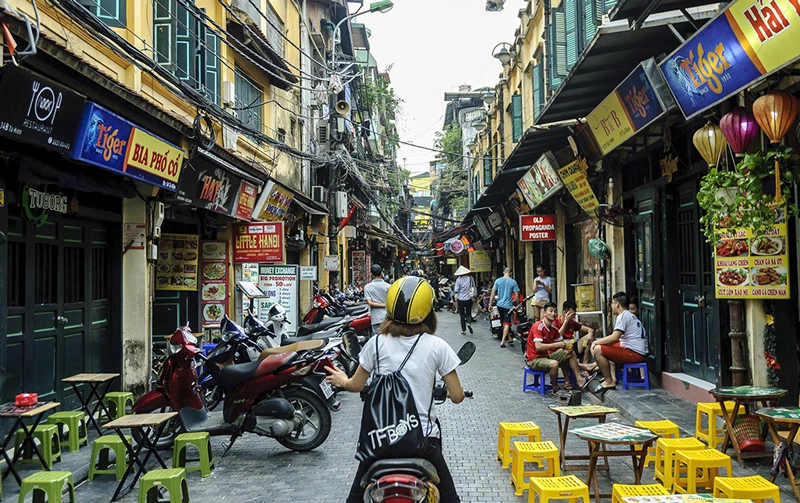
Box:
[62,373,120,436]
[550,404,618,471]
[621,495,753,503]
[0,401,60,485]
[756,407,800,502]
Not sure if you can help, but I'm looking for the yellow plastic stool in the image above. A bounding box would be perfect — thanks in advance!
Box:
[696,401,744,448]
[714,475,781,503]
[653,437,705,490]
[635,420,680,468]
[611,483,670,503]
[528,475,589,503]
[510,441,560,496]
[497,422,540,469]
[673,449,732,493]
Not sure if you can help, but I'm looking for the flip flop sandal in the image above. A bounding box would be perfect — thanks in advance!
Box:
[468,325,474,334]
[500,344,506,348]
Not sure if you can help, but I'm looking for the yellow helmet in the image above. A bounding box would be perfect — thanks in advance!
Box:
[386,276,435,325]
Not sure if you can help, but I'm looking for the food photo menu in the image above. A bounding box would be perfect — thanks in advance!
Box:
[200,241,229,327]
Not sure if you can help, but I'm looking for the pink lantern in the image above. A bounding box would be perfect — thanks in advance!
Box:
[720,107,759,156]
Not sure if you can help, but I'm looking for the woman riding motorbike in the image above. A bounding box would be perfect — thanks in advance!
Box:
[325,276,466,503]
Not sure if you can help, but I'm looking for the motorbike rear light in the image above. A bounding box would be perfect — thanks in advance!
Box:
[368,475,430,502]
[313,300,321,308]
[291,366,312,376]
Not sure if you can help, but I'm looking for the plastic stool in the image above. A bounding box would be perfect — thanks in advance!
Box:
[653,437,705,490]
[138,468,189,503]
[202,343,217,355]
[89,435,132,481]
[696,401,744,448]
[18,471,75,503]
[47,411,88,453]
[713,475,780,503]
[634,420,679,468]
[523,368,566,395]
[497,421,541,469]
[611,483,669,503]
[104,392,134,420]
[621,362,650,390]
[14,425,61,468]
[673,448,732,493]
[528,475,589,503]
[511,441,560,496]
[173,432,214,477]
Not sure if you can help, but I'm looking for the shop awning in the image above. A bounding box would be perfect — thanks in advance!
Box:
[609,0,718,23]
[194,148,264,186]
[432,223,471,243]
[286,188,329,216]
[534,8,716,126]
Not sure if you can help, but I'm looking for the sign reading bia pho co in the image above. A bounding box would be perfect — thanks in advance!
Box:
[519,215,556,241]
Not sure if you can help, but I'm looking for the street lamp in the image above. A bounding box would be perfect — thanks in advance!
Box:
[473,118,487,132]
[483,91,495,105]
[330,1,394,66]
[492,43,513,65]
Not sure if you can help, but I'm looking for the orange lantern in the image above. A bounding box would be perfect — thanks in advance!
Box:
[753,91,800,203]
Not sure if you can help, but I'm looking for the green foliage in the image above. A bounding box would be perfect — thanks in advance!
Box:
[359,75,402,150]
[434,124,463,168]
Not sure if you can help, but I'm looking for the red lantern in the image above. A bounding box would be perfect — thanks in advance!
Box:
[720,107,759,156]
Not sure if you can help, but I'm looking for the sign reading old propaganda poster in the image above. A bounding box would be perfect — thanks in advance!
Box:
[254,180,294,222]
[156,234,199,291]
[235,181,258,221]
[557,159,600,214]
[660,0,800,119]
[257,265,300,337]
[71,103,184,190]
[233,222,284,263]
[0,66,86,152]
[519,215,556,241]
[516,152,564,210]
[469,250,492,272]
[587,59,673,155]
[176,161,241,216]
[200,241,228,327]
[714,210,790,299]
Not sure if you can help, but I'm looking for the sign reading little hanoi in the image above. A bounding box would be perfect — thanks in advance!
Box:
[520,215,556,241]
[234,222,284,263]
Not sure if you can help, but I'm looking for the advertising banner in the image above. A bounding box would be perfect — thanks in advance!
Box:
[473,215,493,240]
[557,159,600,214]
[235,181,258,221]
[254,180,294,222]
[199,241,228,327]
[519,215,556,241]
[660,0,800,119]
[233,222,284,263]
[516,152,563,210]
[258,265,300,337]
[156,234,200,291]
[352,250,367,285]
[176,159,242,217]
[469,250,492,272]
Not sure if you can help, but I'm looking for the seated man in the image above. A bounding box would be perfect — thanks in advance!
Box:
[590,292,648,391]
[554,300,595,365]
[527,302,586,393]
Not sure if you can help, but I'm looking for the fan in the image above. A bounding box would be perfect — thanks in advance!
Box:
[588,238,610,260]
[594,204,633,228]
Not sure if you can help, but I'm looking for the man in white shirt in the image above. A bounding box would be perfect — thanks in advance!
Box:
[589,292,647,390]
[364,264,390,335]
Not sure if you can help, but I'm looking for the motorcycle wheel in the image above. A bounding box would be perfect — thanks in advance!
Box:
[131,405,183,450]
[334,353,355,378]
[276,388,332,452]
[202,385,222,411]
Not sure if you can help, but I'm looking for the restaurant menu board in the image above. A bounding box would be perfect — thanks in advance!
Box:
[257,265,300,337]
[200,241,228,327]
[352,250,367,285]
[156,234,199,291]
[715,219,790,299]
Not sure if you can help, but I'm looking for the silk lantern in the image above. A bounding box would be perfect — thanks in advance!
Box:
[693,122,727,168]
[753,91,800,203]
[720,107,759,156]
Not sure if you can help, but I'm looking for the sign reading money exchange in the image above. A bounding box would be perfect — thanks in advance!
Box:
[660,0,800,119]
[71,103,185,191]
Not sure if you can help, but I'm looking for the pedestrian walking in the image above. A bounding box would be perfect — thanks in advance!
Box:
[363,264,390,336]
[490,267,520,348]
[453,266,475,335]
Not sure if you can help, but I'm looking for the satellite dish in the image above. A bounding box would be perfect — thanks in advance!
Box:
[588,238,610,260]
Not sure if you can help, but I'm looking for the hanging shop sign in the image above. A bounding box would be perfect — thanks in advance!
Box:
[587,58,673,155]
[0,66,86,153]
[574,284,597,312]
[300,266,317,281]
[557,159,600,214]
[446,258,458,265]
[469,250,492,272]
[714,214,790,299]
[352,250,367,285]
[516,152,563,210]
[257,265,300,337]
[71,103,184,191]
[235,181,258,221]
[233,222,284,263]
[487,212,503,231]
[519,215,556,241]
[200,241,229,327]
[660,0,800,119]
[473,215,493,240]
[21,185,69,227]
[156,234,200,291]
[448,237,465,254]
[254,180,294,222]
[176,160,242,217]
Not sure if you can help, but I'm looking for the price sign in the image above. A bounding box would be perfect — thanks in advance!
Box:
[258,265,300,336]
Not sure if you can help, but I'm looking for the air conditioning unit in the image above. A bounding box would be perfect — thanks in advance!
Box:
[317,121,330,143]
[342,225,356,239]
[222,81,235,107]
[312,186,328,204]
[335,191,348,218]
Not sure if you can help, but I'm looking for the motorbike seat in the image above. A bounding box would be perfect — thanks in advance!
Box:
[282,328,338,345]
[517,321,533,332]
[361,458,440,487]
[261,339,327,356]
[342,305,369,315]
[218,352,298,390]
[297,317,345,336]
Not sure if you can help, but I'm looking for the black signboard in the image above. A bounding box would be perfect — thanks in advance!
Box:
[176,156,242,216]
[0,66,86,153]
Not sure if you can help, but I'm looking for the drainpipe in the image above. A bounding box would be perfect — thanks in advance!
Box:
[300,0,311,196]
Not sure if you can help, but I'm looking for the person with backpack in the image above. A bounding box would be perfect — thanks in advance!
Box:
[325,275,466,503]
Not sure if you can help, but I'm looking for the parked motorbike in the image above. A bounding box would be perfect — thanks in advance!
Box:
[436,280,455,313]
[489,304,502,339]
[304,287,369,324]
[132,324,341,453]
[357,342,476,502]
[513,294,536,354]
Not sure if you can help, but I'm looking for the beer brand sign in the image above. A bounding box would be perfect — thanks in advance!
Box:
[254,180,294,222]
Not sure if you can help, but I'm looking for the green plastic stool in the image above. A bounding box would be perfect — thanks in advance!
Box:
[173,432,214,477]
[47,411,88,453]
[14,425,61,468]
[18,471,75,503]
[104,392,134,420]
[138,469,189,503]
[88,435,132,481]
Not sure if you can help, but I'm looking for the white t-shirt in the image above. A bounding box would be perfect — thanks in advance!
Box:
[359,334,461,438]
[613,310,648,355]
[534,276,552,300]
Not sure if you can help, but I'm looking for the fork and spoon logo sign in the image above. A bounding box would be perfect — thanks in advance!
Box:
[25,79,63,132]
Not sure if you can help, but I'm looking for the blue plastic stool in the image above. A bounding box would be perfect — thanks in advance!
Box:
[202,343,217,355]
[622,362,650,390]
[523,368,566,395]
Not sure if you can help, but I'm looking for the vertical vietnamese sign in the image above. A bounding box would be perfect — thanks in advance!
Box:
[235,181,258,221]
[519,215,556,241]
[351,250,367,285]
[557,159,600,215]
[257,265,300,336]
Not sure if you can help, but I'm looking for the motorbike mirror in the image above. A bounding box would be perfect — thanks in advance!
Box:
[456,342,476,365]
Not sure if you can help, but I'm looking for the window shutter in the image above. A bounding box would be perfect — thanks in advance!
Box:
[175,1,197,85]
[78,0,126,27]
[235,69,263,138]
[548,7,567,92]
[583,0,599,45]
[512,93,523,143]
[532,63,543,120]
[204,28,221,105]
[153,0,175,69]
[565,0,578,71]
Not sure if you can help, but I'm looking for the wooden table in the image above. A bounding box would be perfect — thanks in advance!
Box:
[0,401,60,485]
[103,413,177,501]
[757,407,800,502]
[63,373,120,436]
[550,404,618,471]
[710,386,787,467]
[621,495,754,503]
[573,423,657,503]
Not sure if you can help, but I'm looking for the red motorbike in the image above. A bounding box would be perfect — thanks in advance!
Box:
[304,288,369,325]
[133,325,341,453]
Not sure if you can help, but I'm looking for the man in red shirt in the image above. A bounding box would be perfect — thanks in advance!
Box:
[527,302,586,393]
[553,301,595,365]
